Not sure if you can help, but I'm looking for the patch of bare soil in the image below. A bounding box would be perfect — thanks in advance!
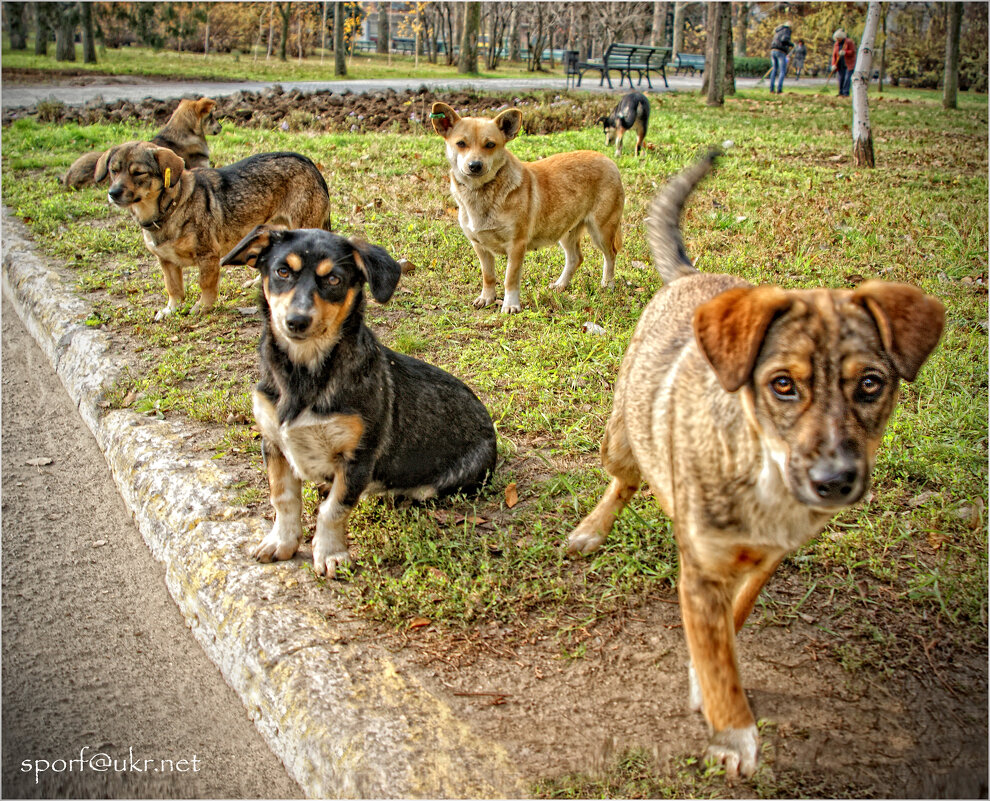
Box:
[1,67,168,86]
[2,84,611,136]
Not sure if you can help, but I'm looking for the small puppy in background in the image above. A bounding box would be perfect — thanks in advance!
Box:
[567,151,944,779]
[599,91,650,158]
[62,96,221,189]
[221,227,498,578]
[96,142,331,319]
[432,101,624,314]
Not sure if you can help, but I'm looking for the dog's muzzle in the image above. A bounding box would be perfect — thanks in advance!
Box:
[466,160,484,175]
[804,453,864,507]
[285,312,313,337]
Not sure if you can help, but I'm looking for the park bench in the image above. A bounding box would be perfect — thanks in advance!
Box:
[576,43,670,89]
[674,52,705,76]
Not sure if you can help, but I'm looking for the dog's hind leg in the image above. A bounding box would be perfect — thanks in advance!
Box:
[586,208,622,289]
[549,225,584,292]
[567,419,640,555]
[254,441,304,563]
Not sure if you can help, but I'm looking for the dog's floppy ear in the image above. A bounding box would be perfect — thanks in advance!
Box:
[494,108,522,142]
[221,225,282,269]
[195,97,216,117]
[152,146,184,191]
[694,286,793,392]
[431,102,460,137]
[853,281,945,381]
[350,240,401,304]
[93,146,117,183]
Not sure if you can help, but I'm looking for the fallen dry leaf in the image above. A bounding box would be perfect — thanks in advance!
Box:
[505,482,519,508]
[409,617,431,629]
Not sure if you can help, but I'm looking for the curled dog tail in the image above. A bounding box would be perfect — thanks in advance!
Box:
[646,148,719,285]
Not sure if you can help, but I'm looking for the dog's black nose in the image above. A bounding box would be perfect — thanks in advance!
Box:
[285,313,312,335]
[809,466,858,502]
[468,160,484,174]
[108,185,124,201]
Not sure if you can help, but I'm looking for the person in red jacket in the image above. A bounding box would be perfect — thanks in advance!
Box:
[831,28,856,96]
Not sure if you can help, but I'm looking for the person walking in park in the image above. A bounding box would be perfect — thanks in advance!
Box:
[791,38,807,79]
[768,21,794,94]
[831,29,856,96]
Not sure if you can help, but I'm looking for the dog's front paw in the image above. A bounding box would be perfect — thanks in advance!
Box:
[189,299,216,316]
[566,524,606,556]
[473,292,496,309]
[312,548,351,579]
[549,277,569,292]
[154,305,177,321]
[705,726,759,780]
[252,530,299,563]
[500,300,522,314]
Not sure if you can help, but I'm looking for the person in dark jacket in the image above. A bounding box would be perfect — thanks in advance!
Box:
[768,22,793,94]
[831,28,856,96]
[791,39,807,79]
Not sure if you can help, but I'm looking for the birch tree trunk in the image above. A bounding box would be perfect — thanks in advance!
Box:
[943,1,962,110]
[671,1,685,58]
[851,1,881,168]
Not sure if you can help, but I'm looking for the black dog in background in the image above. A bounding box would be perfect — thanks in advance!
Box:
[599,91,651,158]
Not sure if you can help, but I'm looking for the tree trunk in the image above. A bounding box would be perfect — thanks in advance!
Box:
[878,3,886,93]
[649,1,665,47]
[724,10,734,95]
[204,7,211,58]
[266,0,274,59]
[319,0,327,63]
[457,1,479,74]
[851,1,881,168]
[734,1,748,57]
[943,1,962,109]
[508,5,520,60]
[81,0,96,62]
[4,2,27,49]
[704,2,729,106]
[671,1,685,58]
[278,2,290,61]
[54,2,76,61]
[333,1,346,75]
[33,2,50,55]
[376,1,389,54]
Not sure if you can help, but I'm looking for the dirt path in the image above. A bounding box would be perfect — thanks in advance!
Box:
[1,296,301,799]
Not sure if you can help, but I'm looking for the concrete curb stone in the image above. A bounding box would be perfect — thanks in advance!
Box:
[2,206,528,799]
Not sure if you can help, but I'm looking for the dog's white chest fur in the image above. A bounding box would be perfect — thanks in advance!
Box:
[253,391,363,483]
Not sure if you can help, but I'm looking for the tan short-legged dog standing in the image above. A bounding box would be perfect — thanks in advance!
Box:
[567,152,945,779]
[431,102,624,314]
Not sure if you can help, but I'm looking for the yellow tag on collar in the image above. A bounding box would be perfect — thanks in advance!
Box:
[164,167,171,189]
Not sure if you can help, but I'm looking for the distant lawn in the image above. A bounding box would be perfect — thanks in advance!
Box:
[1,40,561,84]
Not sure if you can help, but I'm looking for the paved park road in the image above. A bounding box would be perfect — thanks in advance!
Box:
[1,296,302,799]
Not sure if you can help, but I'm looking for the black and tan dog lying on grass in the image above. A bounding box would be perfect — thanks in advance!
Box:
[431,101,624,314]
[97,142,331,320]
[567,152,945,779]
[62,96,221,189]
[221,226,498,578]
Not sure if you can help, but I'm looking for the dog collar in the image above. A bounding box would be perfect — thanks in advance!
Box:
[140,193,175,231]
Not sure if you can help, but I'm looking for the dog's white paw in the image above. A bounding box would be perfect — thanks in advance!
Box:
[688,661,704,714]
[154,305,176,321]
[566,525,606,556]
[312,548,351,579]
[600,277,616,289]
[705,726,759,780]
[252,530,299,563]
[500,301,522,314]
[473,293,496,309]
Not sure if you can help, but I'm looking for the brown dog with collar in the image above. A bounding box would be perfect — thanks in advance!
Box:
[62,96,221,189]
[431,101,624,314]
[96,142,331,320]
[567,152,944,779]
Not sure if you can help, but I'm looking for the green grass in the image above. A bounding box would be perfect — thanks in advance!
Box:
[2,41,561,83]
[2,87,986,672]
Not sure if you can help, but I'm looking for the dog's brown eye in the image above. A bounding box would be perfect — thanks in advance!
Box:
[484,141,496,149]
[856,374,885,401]
[325,274,341,286]
[770,376,797,400]
[275,266,292,279]
[455,140,467,149]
